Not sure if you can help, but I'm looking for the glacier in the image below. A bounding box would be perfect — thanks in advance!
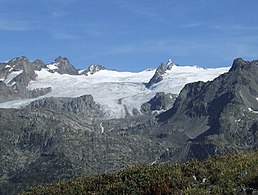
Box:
[0,61,229,119]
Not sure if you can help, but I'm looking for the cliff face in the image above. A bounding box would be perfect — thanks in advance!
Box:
[157,58,258,159]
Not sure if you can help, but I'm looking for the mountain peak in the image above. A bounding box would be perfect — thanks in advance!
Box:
[48,57,78,75]
[230,58,248,72]
[81,64,106,76]
[166,59,176,70]
[146,59,177,88]
[8,56,30,65]
[54,56,70,64]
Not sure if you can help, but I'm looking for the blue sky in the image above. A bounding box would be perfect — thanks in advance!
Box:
[0,0,257,71]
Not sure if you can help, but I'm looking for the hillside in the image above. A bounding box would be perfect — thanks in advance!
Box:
[21,150,258,194]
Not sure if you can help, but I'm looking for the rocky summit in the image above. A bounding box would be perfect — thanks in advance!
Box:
[1,56,258,194]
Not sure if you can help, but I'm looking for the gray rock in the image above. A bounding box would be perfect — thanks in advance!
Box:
[8,57,37,90]
[141,92,176,114]
[32,59,47,71]
[80,64,106,76]
[157,58,258,160]
[0,56,44,101]
[146,63,166,88]
[1,56,258,194]
[47,56,79,75]
[146,59,176,88]
[27,94,103,120]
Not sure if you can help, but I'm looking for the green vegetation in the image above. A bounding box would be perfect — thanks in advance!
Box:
[21,150,258,194]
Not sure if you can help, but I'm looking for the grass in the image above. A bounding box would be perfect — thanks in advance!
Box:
[21,150,258,194]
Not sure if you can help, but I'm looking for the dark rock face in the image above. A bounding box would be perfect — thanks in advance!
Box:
[32,59,47,71]
[230,58,248,71]
[0,81,15,102]
[48,56,79,75]
[146,63,166,88]
[141,92,176,114]
[81,64,106,76]
[146,59,175,88]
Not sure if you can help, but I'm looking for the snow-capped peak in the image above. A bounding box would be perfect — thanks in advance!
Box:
[167,59,174,66]
[89,64,103,72]
[80,64,105,76]
[166,59,176,70]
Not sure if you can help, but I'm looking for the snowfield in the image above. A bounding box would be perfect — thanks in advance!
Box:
[0,63,229,119]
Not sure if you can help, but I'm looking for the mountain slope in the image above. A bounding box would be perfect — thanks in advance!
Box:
[0,105,166,194]
[1,56,246,194]
[157,58,258,159]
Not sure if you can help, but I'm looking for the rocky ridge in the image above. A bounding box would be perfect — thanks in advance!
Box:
[0,57,51,102]
[80,64,106,76]
[0,57,108,104]
[146,59,176,88]
[156,58,258,161]
[46,56,78,75]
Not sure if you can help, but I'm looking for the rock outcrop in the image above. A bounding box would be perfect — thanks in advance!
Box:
[27,94,103,120]
[0,57,50,102]
[146,59,176,88]
[141,92,176,114]
[80,64,106,76]
[47,56,79,75]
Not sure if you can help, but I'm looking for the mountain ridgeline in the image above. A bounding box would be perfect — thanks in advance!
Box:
[0,56,257,194]
[158,58,258,159]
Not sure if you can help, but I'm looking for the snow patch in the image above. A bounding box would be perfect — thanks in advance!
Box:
[5,70,23,86]
[152,109,166,115]
[248,107,258,114]
[5,65,11,68]
[166,59,174,66]
[100,123,104,133]
[47,63,59,70]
